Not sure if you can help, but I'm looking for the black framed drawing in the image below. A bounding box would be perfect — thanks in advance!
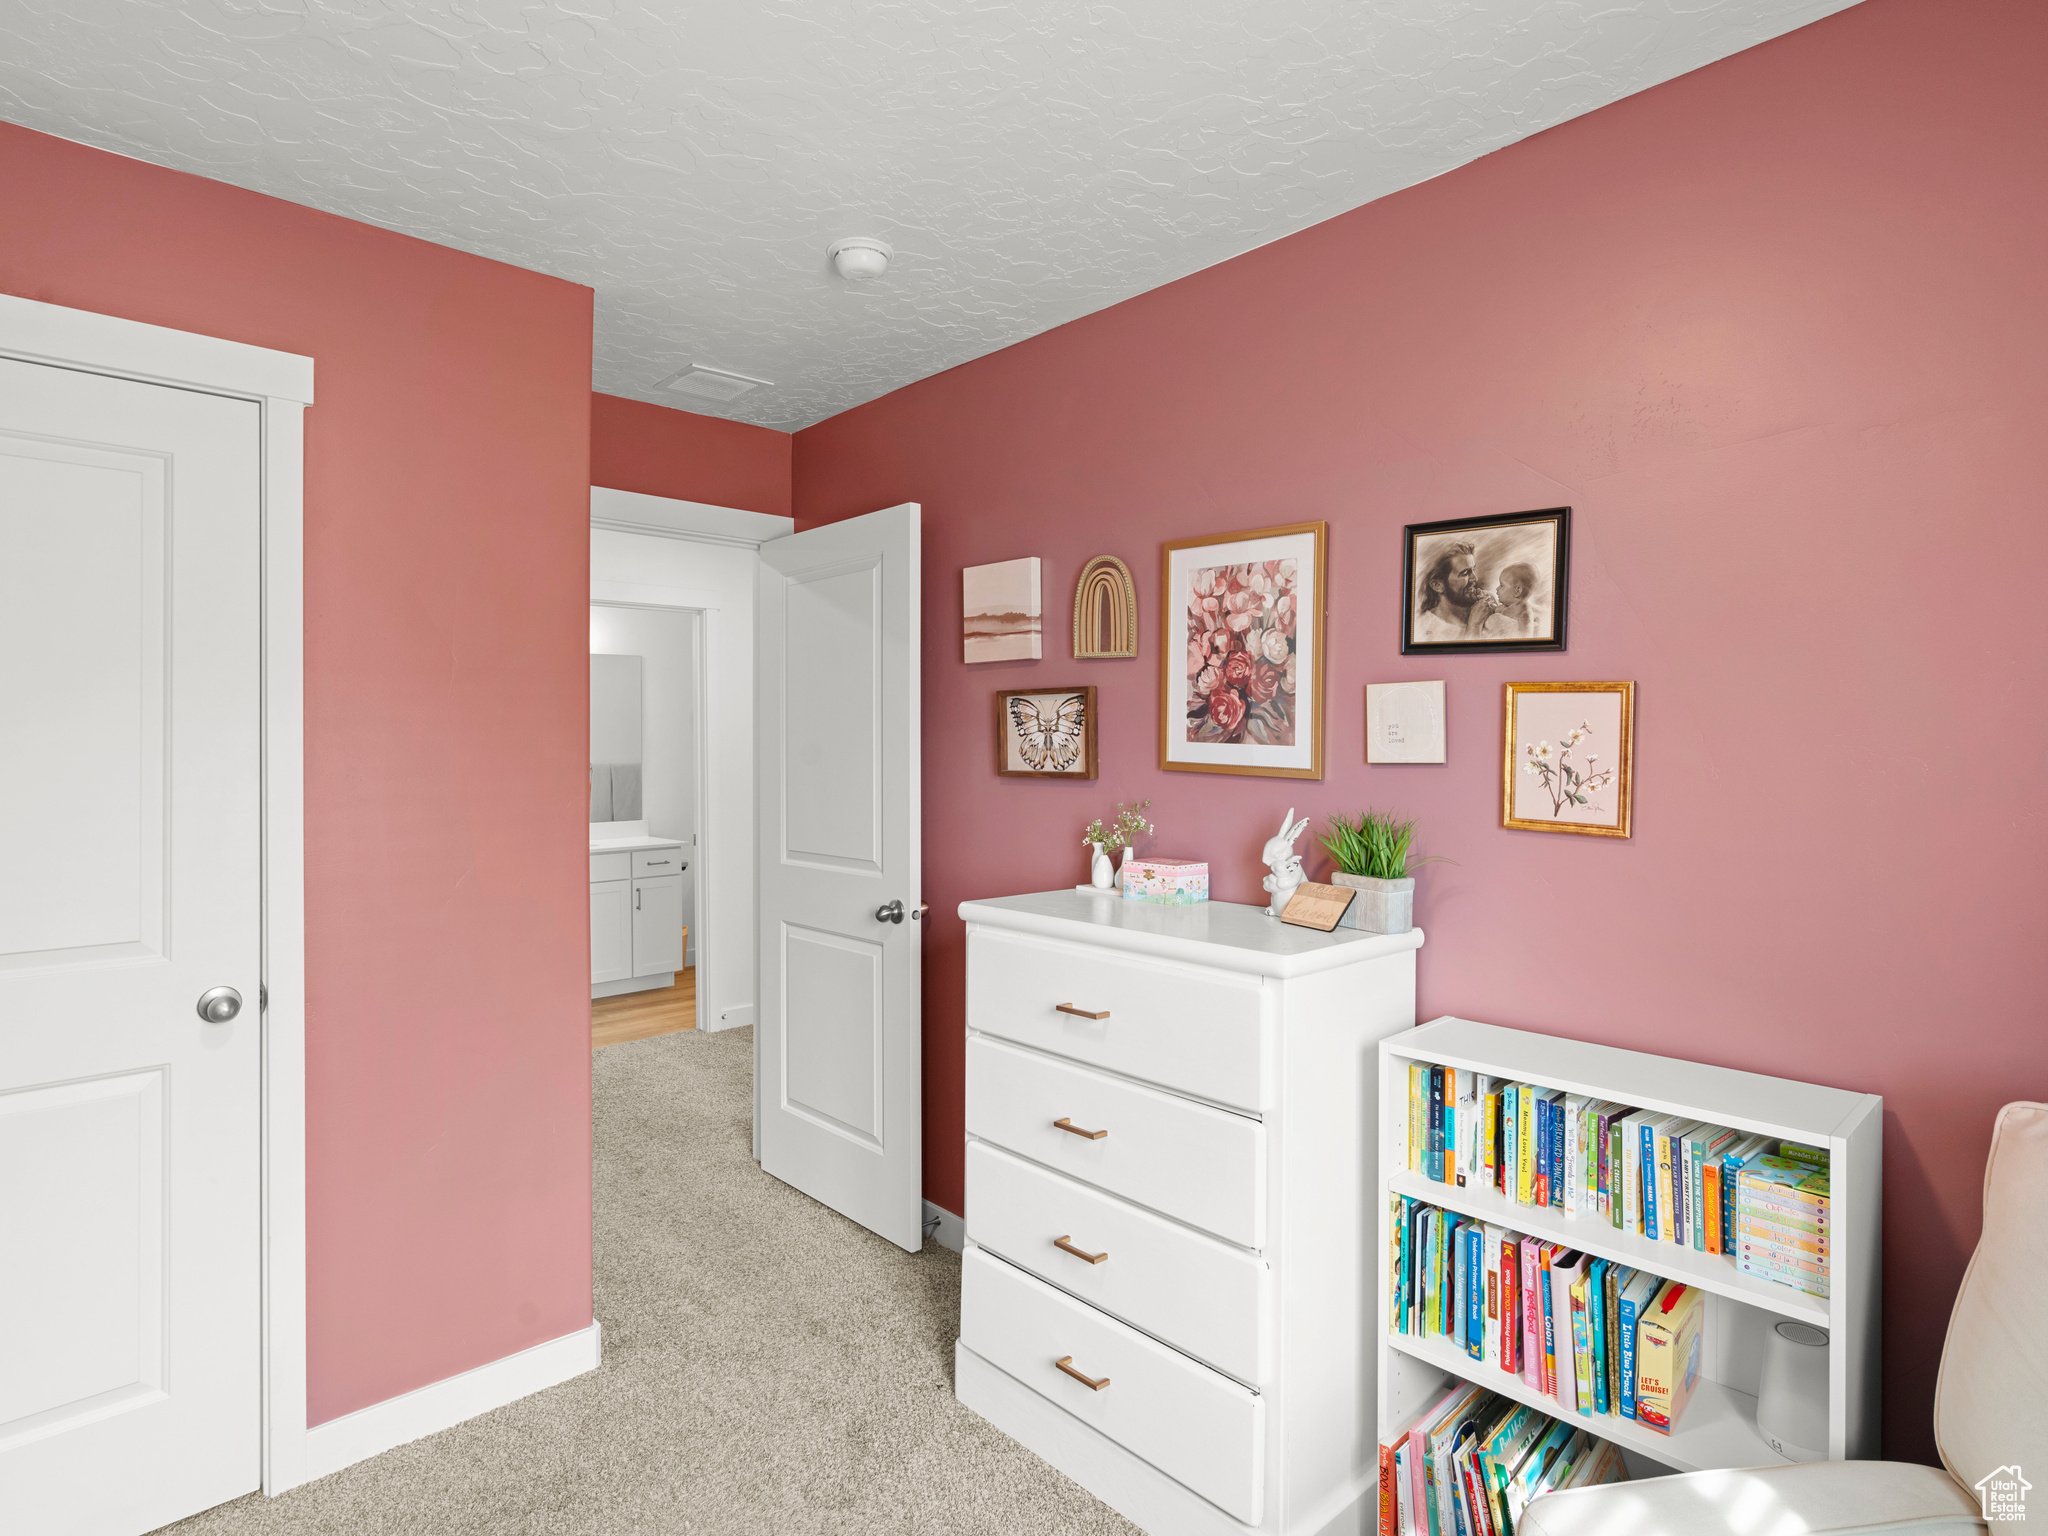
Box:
[1401,507,1570,656]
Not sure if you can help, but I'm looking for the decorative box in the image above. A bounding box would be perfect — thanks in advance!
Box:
[1121,858,1209,905]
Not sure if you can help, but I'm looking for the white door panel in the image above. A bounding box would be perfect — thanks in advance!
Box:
[0,357,262,1535]
[758,505,921,1251]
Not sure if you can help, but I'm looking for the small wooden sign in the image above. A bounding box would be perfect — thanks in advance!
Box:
[1279,881,1355,932]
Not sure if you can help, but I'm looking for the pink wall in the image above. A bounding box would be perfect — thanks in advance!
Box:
[795,0,2048,1463]
[591,391,792,517]
[0,124,597,1423]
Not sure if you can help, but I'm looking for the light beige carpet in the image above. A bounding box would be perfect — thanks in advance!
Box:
[163,1026,1138,1536]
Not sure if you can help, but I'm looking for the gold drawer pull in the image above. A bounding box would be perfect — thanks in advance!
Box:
[1054,1235,1108,1265]
[1055,1355,1110,1391]
[1053,1116,1108,1141]
[1056,1003,1111,1020]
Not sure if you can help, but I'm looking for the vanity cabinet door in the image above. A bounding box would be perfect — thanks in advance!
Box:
[591,879,634,983]
[631,874,685,977]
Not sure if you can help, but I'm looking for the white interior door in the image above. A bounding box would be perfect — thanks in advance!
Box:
[0,358,262,1534]
[757,504,922,1251]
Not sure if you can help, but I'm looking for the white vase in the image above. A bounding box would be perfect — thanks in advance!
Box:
[1117,847,1132,891]
[1089,845,1114,890]
[1331,872,1415,934]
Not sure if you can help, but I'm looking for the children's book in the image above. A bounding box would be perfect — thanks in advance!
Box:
[1455,1071,1481,1189]
[1686,1126,1742,1251]
[1411,1379,1484,1536]
[1497,1230,1521,1376]
[1601,1261,1628,1415]
[1583,1257,1609,1415]
[1466,1223,1487,1363]
[1516,1085,1538,1206]
[1409,1063,1431,1173]
[1502,1083,1520,1200]
[1637,1113,1686,1241]
[1659,1119,1703,1246]
[1536,1244,1560,1398]
[1545,1091,1568,1209]
[1378,1394,1436,1536]
[1636,1282,1706,1434]
[1504,1419,1576,1528]
[1619,1110,1653,1235]
[1481,1224,1507,1370]
[1519,1235,1544,1390]
[1562,1093,1589,1216]
[1616,1270,1664,1420]
[1567,1263,1596,1416]
[1477,1401,1541,1534]
[1715,1133,1775,1251]
[1547,1250,1587,1411]
[1430,1066,1447,1182]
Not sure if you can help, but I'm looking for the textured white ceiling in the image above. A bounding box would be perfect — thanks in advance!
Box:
[0,1,1857,430]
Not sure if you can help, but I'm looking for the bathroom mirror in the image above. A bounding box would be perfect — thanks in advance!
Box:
[590,653,643,822]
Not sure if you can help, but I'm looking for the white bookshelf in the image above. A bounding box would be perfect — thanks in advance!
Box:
[1376,1016,1882,1476]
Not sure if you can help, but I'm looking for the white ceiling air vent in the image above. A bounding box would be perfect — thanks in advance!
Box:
[659,364,773,403]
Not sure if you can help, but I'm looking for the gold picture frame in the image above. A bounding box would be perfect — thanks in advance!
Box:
[1160,522,1327,779]
[1501,681,1634,837]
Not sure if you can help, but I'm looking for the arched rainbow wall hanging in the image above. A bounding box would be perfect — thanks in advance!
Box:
[1072,555,1139,659]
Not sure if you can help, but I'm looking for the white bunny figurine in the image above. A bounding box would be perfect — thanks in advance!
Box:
[1260,807,1311,917]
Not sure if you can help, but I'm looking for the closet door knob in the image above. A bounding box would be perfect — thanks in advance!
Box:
[875,900,905,924]
[196,987,242,1023]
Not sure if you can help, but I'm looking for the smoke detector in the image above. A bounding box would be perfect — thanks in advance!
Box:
[827,237,893,280]
[657,364,772,403]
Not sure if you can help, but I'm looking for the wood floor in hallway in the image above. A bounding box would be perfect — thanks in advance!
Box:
[591,963,695,1047]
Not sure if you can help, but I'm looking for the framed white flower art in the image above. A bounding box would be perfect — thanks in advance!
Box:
[1160,522,1327,779]
[1501,680,1635,837]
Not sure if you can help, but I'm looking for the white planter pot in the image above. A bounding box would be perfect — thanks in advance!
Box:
[1089,845,1115,890]
[1332,872,1414,934]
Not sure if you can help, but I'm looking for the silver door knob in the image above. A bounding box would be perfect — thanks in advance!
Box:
[197,986,242,1024]
[875,900,905,924]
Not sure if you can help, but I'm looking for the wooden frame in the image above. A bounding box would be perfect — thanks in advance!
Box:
[1501,680,1635,838]
[1160,521,1327,780]
[1073,555,1138,658]
[994,685,1098,778]
[1402,506,1569,656]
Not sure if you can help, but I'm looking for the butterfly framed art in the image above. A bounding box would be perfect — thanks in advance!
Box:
[994,686,1098,779]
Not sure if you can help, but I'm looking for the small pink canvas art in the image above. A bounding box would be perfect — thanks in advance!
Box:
[963,557,1042,662]
[1503,682,1635,837]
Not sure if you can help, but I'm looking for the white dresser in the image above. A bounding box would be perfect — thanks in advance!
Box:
[955,890,1423,1536]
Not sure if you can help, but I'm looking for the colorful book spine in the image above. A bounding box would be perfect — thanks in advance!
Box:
[1584,1259,1609,1416]
[1466,1225,1486,1362]
[1429,1066,1446,1182]
[1601,1262,1624,1416]
[1549,1094,1568,1209]
[1499,1233,1520,1375]
[1516,1085,1537,1206]
[1563,1094,1588,1216]
[1532,1094,1551,1207]
[1568,1268,1595,1415]
[1538,1245,1558,1397]
[1503,1085,1520,1199]
[1520,1236,1544,1390]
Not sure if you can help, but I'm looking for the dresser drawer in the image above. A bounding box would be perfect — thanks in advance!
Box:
[631,847,684,878]
[966,930,1263,1111]
[966,1140,1266,1383]
[590,851,630,882]
[966,1036,1264,1247]
[961,1246,1264,1525]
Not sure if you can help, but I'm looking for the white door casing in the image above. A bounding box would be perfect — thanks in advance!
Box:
[0,359,264,1534]
[0,296,313,1502]
[756,504,923,1252]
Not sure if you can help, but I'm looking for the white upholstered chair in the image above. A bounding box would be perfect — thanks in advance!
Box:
[1521,1100,2048,1536]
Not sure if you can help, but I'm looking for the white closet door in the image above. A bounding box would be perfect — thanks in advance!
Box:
[0,358,262,1535]
[756,504,923,1251]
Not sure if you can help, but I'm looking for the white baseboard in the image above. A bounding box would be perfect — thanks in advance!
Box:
[299,1322,601,1485]
[924,1200,965,1252]
[707,1002,754,1033]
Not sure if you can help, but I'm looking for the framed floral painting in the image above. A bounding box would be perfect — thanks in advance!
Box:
[1160,522,1326,779]
[1502,681,1634,837]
